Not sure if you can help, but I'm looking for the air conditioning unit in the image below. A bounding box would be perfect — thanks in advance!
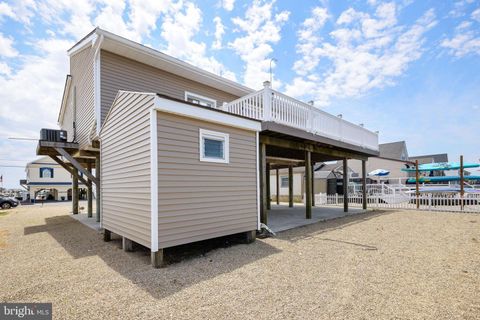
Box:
[40,129,68,142]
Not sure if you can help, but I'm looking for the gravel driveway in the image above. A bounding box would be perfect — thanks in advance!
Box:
[0,204,479,319]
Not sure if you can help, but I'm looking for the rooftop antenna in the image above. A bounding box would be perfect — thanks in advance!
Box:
[269,58,277,89]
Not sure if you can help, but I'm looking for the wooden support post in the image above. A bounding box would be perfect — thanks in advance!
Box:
[103,229,111,242]
[415,160,420,209]
[343,158,348,213]
[122,237,134,252]
[362,160,367,210]
[151,250,165,268]
[87,163,93,218]
[288,165,294,207]
[242,230,256,244]
[311,163,315,207]
[266,163,271,210]
[460,155,464,211]
[95,155,101,223]
[305,150,312,219]
[276,168,280,205]
[260,143,268,224]
[72,170,79,215]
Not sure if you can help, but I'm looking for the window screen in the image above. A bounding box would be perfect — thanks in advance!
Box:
[204,138,224,159]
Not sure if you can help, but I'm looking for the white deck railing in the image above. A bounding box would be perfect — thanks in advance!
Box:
[224,83,379,151]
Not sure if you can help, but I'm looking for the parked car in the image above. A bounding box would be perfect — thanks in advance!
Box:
[0,195,19,209]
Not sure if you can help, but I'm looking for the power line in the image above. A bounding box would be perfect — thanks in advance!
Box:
[8,137,38,141]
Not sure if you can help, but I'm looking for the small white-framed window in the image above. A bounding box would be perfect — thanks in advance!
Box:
[199,129,229,163]
[280,176,289,188]
[185,91,217,109]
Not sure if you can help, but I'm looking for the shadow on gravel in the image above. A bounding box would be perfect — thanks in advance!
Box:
[24,215,280,299]
[275,209,395,244]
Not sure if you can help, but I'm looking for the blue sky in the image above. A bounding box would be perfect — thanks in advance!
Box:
[0,0,479,188]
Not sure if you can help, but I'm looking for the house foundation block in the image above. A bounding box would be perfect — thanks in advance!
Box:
[151,250,165,268]
[122,237,134,252]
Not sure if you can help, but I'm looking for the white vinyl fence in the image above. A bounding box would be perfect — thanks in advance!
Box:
[315,192,480,213]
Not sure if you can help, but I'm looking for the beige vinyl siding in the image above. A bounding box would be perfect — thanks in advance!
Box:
[101,92,155,248]
[60,85,75,142]
[100,50,239,126]
[156,112,258,249]
[70,46,95,149]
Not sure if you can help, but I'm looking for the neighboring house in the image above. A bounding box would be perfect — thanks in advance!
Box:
[37,28,379,267]
[23,157,86,201]
[409,154,449,177]
[349,141,411,182]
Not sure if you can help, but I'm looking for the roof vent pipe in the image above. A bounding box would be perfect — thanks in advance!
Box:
[337,114,342,118]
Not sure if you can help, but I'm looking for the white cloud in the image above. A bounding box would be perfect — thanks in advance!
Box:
[294,7,329,76]
[441,6,480,57]
[212,16,225,50]
[0,62,11,76]
[160,2,236,80]
[228,0,290,88]
[220,0,235,11]
[286,4,437,106]
[473,8,480,22]
[0,32,18,57]
[0,0,36,25]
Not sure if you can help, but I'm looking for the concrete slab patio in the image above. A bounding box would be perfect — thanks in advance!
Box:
[268,204,367,232]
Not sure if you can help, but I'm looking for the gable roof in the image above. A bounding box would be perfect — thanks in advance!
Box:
[68,28,254,97]
[410,153,449,164]
[378,141,407,160]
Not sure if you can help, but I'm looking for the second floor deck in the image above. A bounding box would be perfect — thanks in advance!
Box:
[224,82,379,152]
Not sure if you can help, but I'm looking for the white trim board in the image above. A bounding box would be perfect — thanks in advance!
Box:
[150,108,159,252]
[153,96,261,132]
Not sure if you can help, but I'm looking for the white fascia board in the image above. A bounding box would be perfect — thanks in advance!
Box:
[68,32,98,56]
[150,108,159,252]
[94,35,104,136]
[57,75,72,125]
[153,96,261,132]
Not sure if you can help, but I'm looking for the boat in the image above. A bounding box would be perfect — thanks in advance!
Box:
[402,162,480,172]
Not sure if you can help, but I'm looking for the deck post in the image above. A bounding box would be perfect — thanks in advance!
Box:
[276,168,280,205]
[305,151,312,219]
[263,81,272,121]
[288,165,294,207]
[87,163,93,218]
[103,229,111,242]
[95,154,101,223]
[343,158,348,213]
[362,160,367,210]
[415,160,420,209]
[122,237,134,252]
[151,250,165,268]
[266,163,271,210]
[260,143,268,224]
[72,170,79,215]
[311,163,315,207]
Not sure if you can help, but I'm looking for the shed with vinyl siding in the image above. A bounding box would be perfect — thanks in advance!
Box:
[99,91,261,267]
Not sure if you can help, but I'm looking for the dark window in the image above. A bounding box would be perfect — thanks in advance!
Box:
[281,177,289,188]
[204,138,224,159]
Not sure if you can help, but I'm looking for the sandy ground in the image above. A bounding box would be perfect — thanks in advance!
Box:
[0,204,479,320]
